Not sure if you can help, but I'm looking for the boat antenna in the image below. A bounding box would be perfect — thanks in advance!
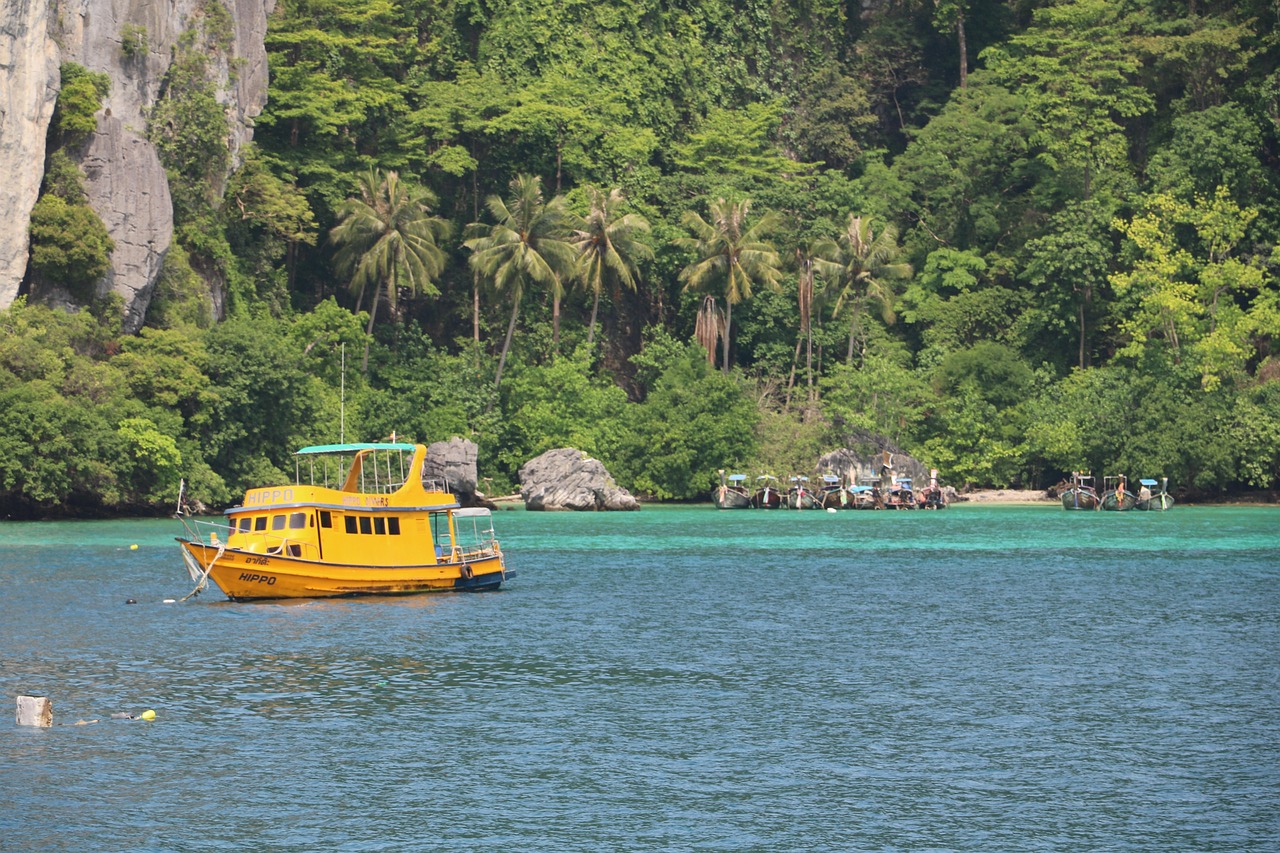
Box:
[340,342,346,444]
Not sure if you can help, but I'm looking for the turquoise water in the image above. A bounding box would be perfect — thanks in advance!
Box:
[2,504,1277,851]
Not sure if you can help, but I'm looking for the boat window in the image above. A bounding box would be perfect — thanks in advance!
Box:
[359,516,372,535]
[289,511,307,530]
[319,511,332,529]
[272,515,286,531]
[254,516,267,532]
[238,517,251,533]
[374,517,386,535]
[388,517,400,536]
[344,515,357,534]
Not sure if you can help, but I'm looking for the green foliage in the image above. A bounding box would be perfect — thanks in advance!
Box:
[9,0,1280,515]
[54,63,110,144]
[615,340,758,500]
[120,24,149,60]
[496,348,630,476]
[819,354,931,449]
[148,51,230,204]
[27,195,115,298]
[145,246,214,330]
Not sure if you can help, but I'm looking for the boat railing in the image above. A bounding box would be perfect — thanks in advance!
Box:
[181,517,321,561]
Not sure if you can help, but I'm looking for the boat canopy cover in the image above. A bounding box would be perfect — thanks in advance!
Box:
[849,486,872,493]
[453,507,493,518]
[296,442,418,455]
[1139,478,1159,486]
[728,474,747,482]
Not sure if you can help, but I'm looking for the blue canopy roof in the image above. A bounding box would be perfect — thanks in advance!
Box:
[1139,478,1159,486]
[728,474,747,482]
[296,442,417,455]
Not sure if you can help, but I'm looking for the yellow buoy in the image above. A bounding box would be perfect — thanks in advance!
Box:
[130,544,138,550]
[140,709,156,721]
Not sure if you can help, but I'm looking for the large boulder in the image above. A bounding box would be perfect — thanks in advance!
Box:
[816,446,930,487]
[423,437,492,508]
[519,448,639,511]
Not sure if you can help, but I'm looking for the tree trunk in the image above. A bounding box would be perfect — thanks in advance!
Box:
[587,289,600,346]
[362,291,379,375]
[1078,301,1086,369]
[552,292,561,352]
[957,10,968,89]
[784,335,803,411]
[806,328,814,403]
[490,297,520,408]
[723,300,733,374]
[473,279,480,344]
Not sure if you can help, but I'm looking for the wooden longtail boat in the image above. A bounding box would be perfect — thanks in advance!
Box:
[915,468,949,509]
[752,475,783,509]
[1061,471,1101,511]
[1100,475,1137,511]
[787,476,821,509]
[819,475,850,509]
[176,442,511,601]
[1135,477,1174,511]
[714,471,753,509]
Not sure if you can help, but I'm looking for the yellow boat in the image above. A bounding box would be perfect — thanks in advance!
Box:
[176,442,511,601]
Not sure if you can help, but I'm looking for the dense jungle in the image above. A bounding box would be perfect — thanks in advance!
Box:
[3,0,1279,517]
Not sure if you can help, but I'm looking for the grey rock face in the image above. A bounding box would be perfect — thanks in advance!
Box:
[0,0,275,330]
[816,447,929,486]
[519,448,640,511]
[0,0,60,307]
[80,113,173,332]
[423,437,490,507]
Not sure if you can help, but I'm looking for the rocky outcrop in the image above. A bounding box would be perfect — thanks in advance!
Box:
[816,447,929,487]
[0,0,61,308]
[423,437,494,508]
[0,0,275,330]
[519,448,640,511]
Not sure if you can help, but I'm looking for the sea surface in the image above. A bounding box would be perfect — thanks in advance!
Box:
[1,504,1278,851]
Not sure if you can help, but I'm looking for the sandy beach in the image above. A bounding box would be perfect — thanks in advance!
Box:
[955,489,1056,504]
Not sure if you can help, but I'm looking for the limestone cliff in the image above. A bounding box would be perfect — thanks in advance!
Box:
[0,0,61,309]
[0,0,274,331]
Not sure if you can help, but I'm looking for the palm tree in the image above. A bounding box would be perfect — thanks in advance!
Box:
[570,187,653,346]
[464,174,576,396]
[816,214,912,364]
[329,168,450,372]
[675,197,784,373]
[785,243,838,409]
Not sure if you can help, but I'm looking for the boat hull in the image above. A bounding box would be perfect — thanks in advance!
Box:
[1136,494,1175,511]
[1100,491,1137,511]
[1061,488,1100,510]
[752,489,782,509]
[179,539,507,601]
[713,487,753,509]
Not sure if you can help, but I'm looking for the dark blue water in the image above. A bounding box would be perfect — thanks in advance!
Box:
[2,505,1278,851]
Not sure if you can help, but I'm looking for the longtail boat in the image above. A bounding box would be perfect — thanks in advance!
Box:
[1061,471,1101,511]
[714,470,753,509]
[787,476,821,509]
[1135,477,1175,511]
[1100,475,1137,511]
[819,474,850,509]
[176,442,510,601]
[752,475,782,509]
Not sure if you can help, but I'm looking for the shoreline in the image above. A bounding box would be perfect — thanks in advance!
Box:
[954,489,1279,506]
